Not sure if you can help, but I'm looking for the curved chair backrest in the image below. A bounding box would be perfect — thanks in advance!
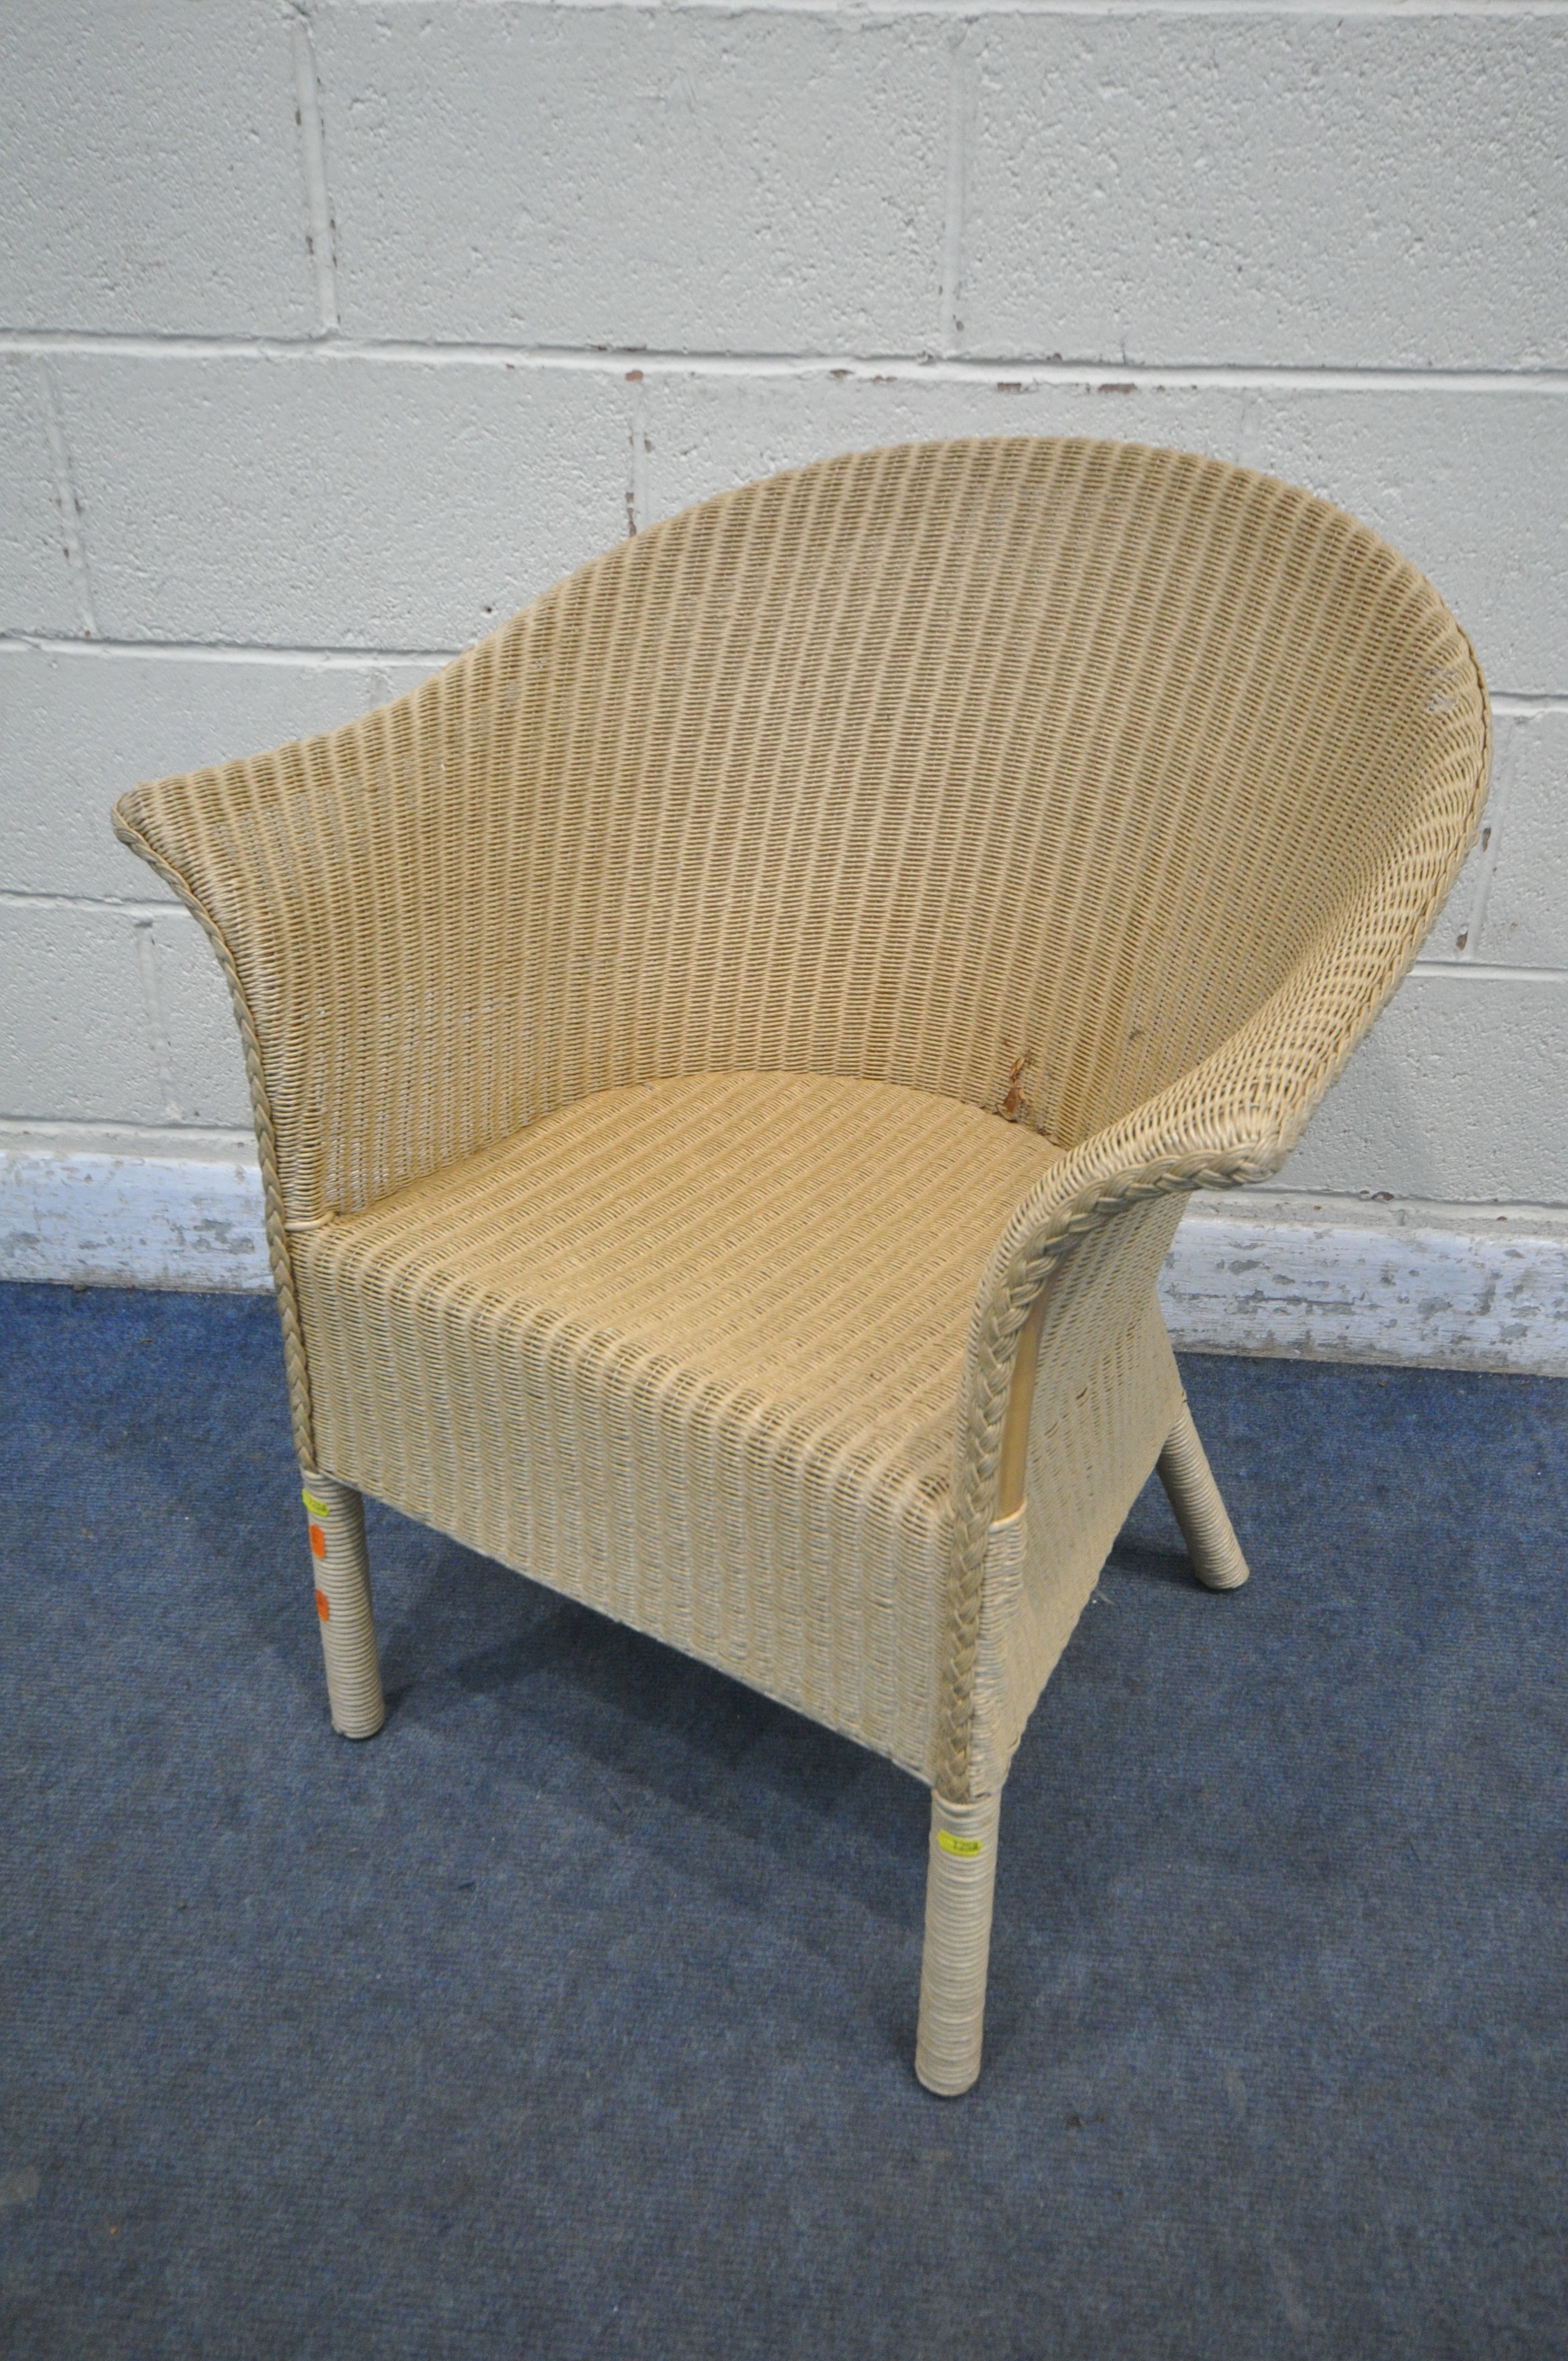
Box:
[116,437,1487,1228]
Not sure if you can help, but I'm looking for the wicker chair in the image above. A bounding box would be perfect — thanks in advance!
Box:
[113,437,1488,2094]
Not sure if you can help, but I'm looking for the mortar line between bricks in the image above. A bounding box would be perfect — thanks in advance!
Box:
[0,635,460,670]
[627,375,648,534]
[130,922,183,1123]
[287,5,341,337]
[937,24,972,360]
[295,0,1568,16]
[1452,720,1520,964]
[2,643,1565,714]
[33,361,99,639]
[1,893,200,921]
[1409,962,1568,987]
[3,334,1567,394]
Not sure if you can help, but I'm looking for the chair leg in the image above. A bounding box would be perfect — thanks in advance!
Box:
[1157,1402,1250,1592]
[915,1788,1003,2096]
[300,1471,385,1738]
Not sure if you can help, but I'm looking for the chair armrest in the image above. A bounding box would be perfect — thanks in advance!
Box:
[114,647,554,1466]
[934,789,1488,1796]
[112,643,548,1233]
[962,777,1488,1504]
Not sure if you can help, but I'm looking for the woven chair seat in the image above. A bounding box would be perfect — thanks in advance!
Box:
[295,1069,1064,1772]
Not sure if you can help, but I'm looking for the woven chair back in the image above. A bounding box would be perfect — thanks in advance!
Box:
[118,437,1487,1227]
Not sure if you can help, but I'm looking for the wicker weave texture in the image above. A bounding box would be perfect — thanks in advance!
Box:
[113,437,1490,1804]
[916,1788,1004,2097]
[1158,1401,1251,1592]
[300,1472,384,1739]
[296,1070,1061,1776]
[971,1239,1187,1794]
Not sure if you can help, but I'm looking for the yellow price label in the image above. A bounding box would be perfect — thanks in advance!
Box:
[301,1489,332,1520]
[937,1830,984,1858]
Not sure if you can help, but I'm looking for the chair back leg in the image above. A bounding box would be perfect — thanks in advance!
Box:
[1157,1402,1251,1591]
[916,1788,1003,2096]
[300,1472,385,1737]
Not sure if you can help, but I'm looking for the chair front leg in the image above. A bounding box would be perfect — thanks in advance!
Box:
[915,1788,1003,2096]
[300,1472,385,1737]
[1157,1401,1250,1591]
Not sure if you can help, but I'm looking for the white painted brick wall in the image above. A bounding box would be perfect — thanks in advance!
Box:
[0,901,248,1129]
[1,0,1565,1351]
[959,17,1568,370]
[1276,975,1568,1206]
[1,361,88,635]
[1474,713,1568,970]
[50,353,631,646]
[0,0,318,338]
[1,646,397,899]
[318,7,952,352]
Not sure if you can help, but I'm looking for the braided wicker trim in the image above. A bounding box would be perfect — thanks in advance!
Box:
[110,808,318,1468]
[937,1150,1264,1798]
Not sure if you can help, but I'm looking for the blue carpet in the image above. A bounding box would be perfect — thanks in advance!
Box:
[1,1279,1565,2359]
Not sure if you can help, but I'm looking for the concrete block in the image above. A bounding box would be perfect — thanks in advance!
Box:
[1240,391,1568,697]
[142,911,253,1129]
[52,354,631,648]
[1,646,394,901]
[639,373,1568,695]
[0,0,314,335]
[318,4,947,353]
[0,359,83,635]
[0,902,250,1129]
[1421,706,1548,963]
[962,17,1567,369]
[0,902,165,1123]
[638,371,1246,525]
[1477,709,1568,969]
[1428,831,1489,967]
[1278,972,1568,1205]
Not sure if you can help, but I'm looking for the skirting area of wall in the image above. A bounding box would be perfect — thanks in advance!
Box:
[0,1134,270,1293]
[3,1138,1564,1379]
[1166,1192,1568,1378]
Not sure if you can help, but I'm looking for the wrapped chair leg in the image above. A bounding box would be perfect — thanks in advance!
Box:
[1157,1402,1250,1592]
[300,1472,385,1738]
[915,1788,1003,2097]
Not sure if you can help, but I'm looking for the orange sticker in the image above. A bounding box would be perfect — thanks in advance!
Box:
[315,1588,330,1622]
[309,1525,326,1558]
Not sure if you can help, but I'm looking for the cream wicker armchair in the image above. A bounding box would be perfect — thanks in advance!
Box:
[113,438,1488,2095]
